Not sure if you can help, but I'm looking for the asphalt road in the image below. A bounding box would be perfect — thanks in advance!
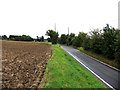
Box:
[61,45,120,89]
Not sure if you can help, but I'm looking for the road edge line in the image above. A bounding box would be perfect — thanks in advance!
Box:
[77,49,120,72]
[68,51,115,89]
[61,47,115,90]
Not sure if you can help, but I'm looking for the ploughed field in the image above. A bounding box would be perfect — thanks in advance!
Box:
[2,41,52,88]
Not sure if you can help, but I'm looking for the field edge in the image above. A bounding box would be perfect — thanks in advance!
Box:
[39,45,107,88]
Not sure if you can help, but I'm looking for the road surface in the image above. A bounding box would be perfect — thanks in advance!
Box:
[61,45,120,89]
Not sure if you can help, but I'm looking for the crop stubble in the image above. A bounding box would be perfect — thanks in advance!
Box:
[2,41,52,88]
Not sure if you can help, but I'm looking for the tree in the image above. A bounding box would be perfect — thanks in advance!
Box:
[115,29,120,65]
[41,36,44,42]
[36,36,40,41]
[66,33,75,45]
[102,24,116,59]
[20,35,33,41]
[47,38,51,42]
[46,30,59,44]
[52,32,59,44]
[2,35,8,40]
[9,35,33,41]
[71,32,91,49]
[9,35,18,40]
[36,36,44,42]
[78,32,87,47]
[90,29,103,54]
[82,36,91,50]
[0,35,2,39]
[59,34,67,44]
[72,36,81,47]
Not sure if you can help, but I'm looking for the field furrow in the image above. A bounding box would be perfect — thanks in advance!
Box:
[2,41,52,88]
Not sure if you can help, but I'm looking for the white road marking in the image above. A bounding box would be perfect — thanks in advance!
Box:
[61,47,115,90]
[76,49,120,72]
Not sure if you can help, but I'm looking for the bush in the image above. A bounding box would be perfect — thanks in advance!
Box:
[9,35,33,41]
[72,36,81,47]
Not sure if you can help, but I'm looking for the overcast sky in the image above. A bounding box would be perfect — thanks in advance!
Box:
[0,0,119,38]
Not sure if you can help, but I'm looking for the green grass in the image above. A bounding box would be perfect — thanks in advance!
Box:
[40,45,107,88]
[78,47,119,69]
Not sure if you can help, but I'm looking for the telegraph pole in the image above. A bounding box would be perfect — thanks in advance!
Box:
[118,1,120,29]
[55,23,56,31]
[68,27,69,35]
[67,27,70,46]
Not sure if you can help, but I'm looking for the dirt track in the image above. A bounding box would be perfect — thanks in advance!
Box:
[2,41,52,88]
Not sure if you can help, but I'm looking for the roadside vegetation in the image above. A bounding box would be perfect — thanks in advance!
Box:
[40,45,106,88]
[58,24,120,69]
[1,25,120,69]
[1,24,120,68]
[1,24,119,88]
[78,47,118,69]
[43,24,120,69]
[0,35,44,42]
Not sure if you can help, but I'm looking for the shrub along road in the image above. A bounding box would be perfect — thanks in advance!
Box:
[61,45,120,89]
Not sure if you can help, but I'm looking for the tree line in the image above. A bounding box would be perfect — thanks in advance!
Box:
[0,35,44,42]
[1,24,120,65]
[46,24,120,65]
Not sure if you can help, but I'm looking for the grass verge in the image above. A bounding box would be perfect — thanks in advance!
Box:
[40,45,107,88]
[78,47,119,69]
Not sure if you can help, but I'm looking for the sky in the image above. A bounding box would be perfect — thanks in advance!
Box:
[0,0,119,38]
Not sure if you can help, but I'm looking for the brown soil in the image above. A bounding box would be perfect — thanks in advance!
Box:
[2,40,52,88]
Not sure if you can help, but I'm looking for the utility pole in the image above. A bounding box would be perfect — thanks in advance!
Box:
[55,23,56,31]
[118,1,120,29]
[67,27,70,46]
[68,27,69,35]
